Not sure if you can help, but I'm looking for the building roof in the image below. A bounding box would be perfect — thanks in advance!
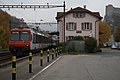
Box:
[56,7,102,20]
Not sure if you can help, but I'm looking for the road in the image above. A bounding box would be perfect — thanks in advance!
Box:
[32,48,120,80]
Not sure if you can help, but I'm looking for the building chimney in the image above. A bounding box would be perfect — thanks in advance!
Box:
[83,5,86,9]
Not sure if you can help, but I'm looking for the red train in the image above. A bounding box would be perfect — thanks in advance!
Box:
[9,28,56,56]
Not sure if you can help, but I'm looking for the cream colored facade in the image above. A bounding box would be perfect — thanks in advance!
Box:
[56,6,102,45]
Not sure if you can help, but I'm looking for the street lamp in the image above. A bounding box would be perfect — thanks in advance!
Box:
[63,1,66,43]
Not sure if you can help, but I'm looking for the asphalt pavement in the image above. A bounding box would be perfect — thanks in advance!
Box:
[0,48,120,80]
[0,52,58,80]
[31,48,120,80]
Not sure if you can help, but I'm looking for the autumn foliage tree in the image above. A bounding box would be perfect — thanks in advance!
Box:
[114,24,120,42]
[0,10,10,49]
[99,20,112,44]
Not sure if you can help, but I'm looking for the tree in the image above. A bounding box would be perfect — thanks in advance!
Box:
[0,10,10,49]
[85,37,97,53]
[114,24,120,42]
[99,20,112,44]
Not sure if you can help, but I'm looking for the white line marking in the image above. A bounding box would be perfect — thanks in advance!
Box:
[29,56,62,80]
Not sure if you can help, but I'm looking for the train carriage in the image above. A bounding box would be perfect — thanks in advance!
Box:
[9,28,55,56]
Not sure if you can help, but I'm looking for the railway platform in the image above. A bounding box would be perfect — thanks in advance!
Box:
[0,47,61,80]
[30,48,120,80]
[1,48,120,80]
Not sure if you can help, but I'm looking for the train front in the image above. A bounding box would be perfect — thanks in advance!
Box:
[9,29,31,55]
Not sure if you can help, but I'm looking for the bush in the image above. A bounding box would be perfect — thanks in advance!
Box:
[58,42,66,53]
[66,41,85,52]
[66,41,76,52]
[72,36,84,41]
[85,37,97,53]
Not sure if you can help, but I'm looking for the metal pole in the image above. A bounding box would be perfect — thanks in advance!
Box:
[56,47,58,57]
[29,52,32,73]
[52,48,54,59]
[12,53,16,80]
[63,1,66,43]
[58,47,60,55]
[47,49,50,62]
[40,50,43,66]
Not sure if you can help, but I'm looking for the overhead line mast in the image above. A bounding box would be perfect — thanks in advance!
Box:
[0,4,64,9]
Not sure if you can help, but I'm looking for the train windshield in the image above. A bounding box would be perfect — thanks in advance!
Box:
[21,32,30,40]
[11,32,30,40]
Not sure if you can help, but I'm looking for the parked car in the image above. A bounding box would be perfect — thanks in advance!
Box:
[117,42,120,49]
[111,44,117,49]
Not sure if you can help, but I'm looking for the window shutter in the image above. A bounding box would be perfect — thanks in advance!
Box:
[81,23,84,30]
[74,23,77,30]
[90,23,92,30]
[83,13,85,17]
[66,23,68,30]
[73,13,75,18]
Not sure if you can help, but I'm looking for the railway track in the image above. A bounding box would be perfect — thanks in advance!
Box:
[0,47,58,67]
[0,51,11,65]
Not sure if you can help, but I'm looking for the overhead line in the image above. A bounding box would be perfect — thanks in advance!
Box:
[27,22,58,25]
[0,4,64,9]
[0,1,35,21]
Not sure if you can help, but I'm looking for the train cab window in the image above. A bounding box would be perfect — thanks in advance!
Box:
[11,32,19,40]
[21,32,30,40]
[11,32,30,40]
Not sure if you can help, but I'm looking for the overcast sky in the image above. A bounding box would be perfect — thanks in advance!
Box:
[0,0,120,31]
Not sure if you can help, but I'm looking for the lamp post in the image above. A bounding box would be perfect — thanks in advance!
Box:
[63,1,66,43]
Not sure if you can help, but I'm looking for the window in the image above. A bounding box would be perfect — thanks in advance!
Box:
[73,13,85,18]
[66,36,74,41]
[11,32,30,40]
[66,22,77,31]
[33,33,37,43]
[81,22,92,30]
[21,32,30,40]
[11,32,19,40]
[66,36,69,41]
[84,36,89,40]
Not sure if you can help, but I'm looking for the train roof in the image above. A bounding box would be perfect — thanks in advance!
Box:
[11,27,31,31]
[10,27,46,37]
